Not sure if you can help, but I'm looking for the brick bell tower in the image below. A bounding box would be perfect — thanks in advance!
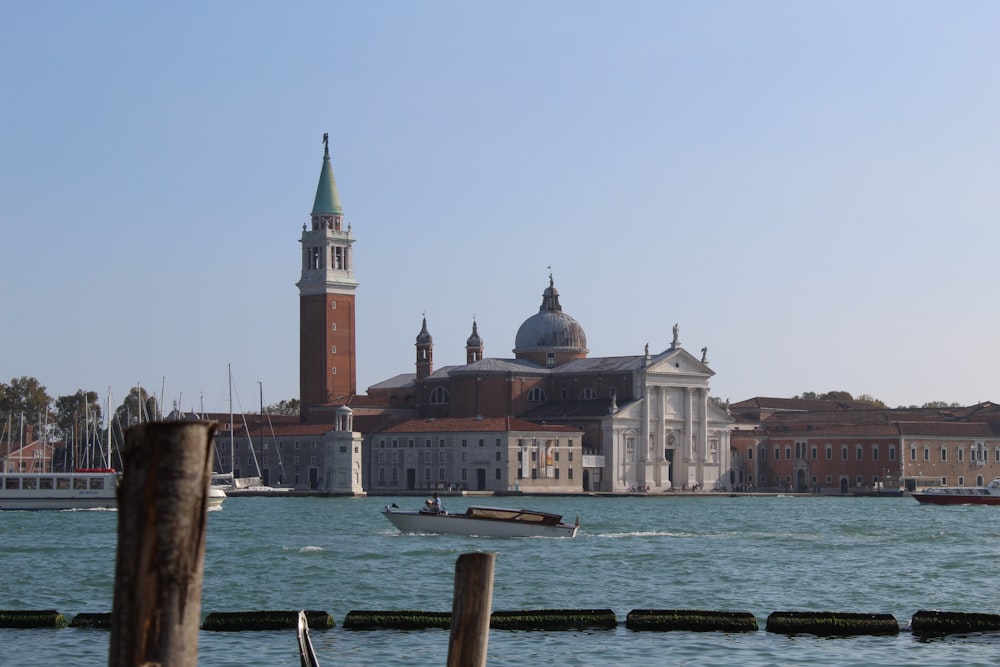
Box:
[297,134,358,419]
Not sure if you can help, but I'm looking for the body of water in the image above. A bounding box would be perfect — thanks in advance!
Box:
[1,494,998,666]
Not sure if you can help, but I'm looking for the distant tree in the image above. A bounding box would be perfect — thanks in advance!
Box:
[820,390,854,401]
[795,391,819,400]
[265,398,300,416]
[0,376,54,435]
[709,396,729,411]
[54,389,102,448]
[855,393,888,408]
[920,401,961,408]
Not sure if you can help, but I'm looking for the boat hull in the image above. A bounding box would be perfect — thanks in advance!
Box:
[913,493,1000,506]
[382,508,578,538]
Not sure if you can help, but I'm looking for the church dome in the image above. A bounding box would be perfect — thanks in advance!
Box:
[513,278,588,356]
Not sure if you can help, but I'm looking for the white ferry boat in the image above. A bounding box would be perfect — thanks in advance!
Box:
[0,469,226,511]
[0,469,119,510]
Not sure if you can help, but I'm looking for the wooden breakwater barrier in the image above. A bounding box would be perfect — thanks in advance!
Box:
[0,609,67,628]
[12,608,1000,637]
[765,611,899,636]
[911,610,1000,637]
[627,609,758,632]
[202,610,334,631]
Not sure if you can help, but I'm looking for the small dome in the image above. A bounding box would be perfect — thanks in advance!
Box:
[416,317,432,345]
[513,278,588,354]
[466,320,482,348]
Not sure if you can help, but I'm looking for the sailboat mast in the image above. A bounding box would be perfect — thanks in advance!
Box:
[229,364,234,478]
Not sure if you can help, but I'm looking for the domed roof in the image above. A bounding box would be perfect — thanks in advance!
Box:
[466,319,482,348]
[513,277,588,354]
[415,317,432,345]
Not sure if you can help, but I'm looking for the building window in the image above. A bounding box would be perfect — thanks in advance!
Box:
[528,387,546,402]
[785,446,791,460]
[747,448,753,460]
[479,439,485,447]
[811,446,817,460]
[546,352,555,368]
[958,476,965,485]
[941,447,947,462]
[924,447,930,462]
[331,345,337,354]
[856,445,863,461]
[995,448,1000,463]
[495,452,501,462]
[889,446,896,461]
[424,468,431,480]
[461,469,468,480]
[496,439,501,447]
[568,468,574,480]
[310,456,317,464]
[775,447,780,460]
[331,301,337,309]
[841,446,848,461]
[331,322,337,331]
[580,388,596,399]
[826,445,832,461]
[331,367,337,375]
[462,439,468,447]
[462,452,467,462]
[555,468,560,479]
[391,468,398,481]
[561,389,568,400]
[495,468,502,480]
[379,468,385,481]
[439,468,445,480]
[958,448,964,462]
[430,387,450,404]
[425,439,431,447]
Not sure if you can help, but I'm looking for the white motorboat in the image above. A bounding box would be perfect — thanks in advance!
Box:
[0,469,119,510]
[382,504,579,538]
[208,485,227,510]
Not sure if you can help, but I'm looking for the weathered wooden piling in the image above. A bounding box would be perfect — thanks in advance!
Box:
[446,552,495,667]
[911,610,1000,637]
[491,609,618,631]
[0,609,66,628]
[766,611,899,636]
[626,609,758,632]
[108,421,217,667]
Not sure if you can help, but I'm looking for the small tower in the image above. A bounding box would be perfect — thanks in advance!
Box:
[465,318,484,363]
[297,134,358,417]
[415,316,433,380]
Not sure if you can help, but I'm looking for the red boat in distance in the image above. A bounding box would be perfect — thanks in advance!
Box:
[913,478,1000,505]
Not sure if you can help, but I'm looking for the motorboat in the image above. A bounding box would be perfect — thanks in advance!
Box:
[0,469,119,510]
[208,485,227,510]
[912,478,1000,505]
[382,503,579,538]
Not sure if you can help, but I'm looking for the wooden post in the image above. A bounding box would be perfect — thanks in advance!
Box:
[446,552,495,667]
[109,421,217,667]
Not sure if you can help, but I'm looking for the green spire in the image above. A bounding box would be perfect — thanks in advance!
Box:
[312,134,343,215]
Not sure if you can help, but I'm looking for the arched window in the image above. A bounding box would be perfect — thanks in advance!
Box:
[527,387,546,402]
[429,387,450,405]
[579,387,596,399]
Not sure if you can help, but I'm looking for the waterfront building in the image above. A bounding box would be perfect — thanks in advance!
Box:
[729,398,1000,493]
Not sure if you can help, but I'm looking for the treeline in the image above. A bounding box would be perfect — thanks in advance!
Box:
[792,390,961,410]
[0,376,300,463]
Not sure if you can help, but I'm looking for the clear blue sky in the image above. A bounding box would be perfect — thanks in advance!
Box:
[3,1,998,413]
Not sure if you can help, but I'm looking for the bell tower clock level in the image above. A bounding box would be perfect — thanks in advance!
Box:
[297,134,358,414]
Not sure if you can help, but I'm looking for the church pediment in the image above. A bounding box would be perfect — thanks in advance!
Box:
[645,348,714,377]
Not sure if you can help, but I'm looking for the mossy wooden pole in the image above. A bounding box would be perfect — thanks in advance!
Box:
[446,552,495,667]
[109,421,217,667]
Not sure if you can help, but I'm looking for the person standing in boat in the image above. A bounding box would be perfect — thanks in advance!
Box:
[430,492,443,513]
